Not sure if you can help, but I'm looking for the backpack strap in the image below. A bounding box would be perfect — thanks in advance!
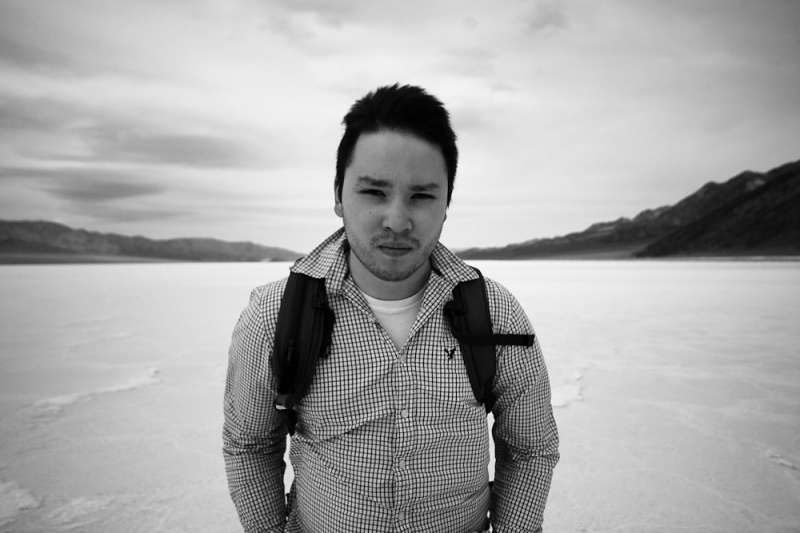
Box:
[272,272,335,435]
[444,268,535,412]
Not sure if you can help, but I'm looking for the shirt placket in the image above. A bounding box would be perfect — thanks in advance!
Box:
[390,283,451,532]
[392,341,415,531]
[341,279,417,530]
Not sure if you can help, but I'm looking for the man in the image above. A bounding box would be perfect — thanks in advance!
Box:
[223,84,559,532]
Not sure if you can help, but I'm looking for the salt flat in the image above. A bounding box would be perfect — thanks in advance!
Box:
[1,260,798,532]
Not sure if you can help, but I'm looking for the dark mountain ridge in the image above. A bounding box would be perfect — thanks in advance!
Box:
[0,220,303,263]
[458,159,799,259]
[636,161,800,257]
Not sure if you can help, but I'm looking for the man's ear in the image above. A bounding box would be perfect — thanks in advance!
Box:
[334,183,343,218]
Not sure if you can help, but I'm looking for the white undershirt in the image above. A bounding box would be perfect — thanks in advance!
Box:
[360,287,425,351]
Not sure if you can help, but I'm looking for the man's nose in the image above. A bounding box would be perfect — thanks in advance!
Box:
[382,198,412,234]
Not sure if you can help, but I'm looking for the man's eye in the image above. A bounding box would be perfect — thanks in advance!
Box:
[360,189,385,197]
[412,193,435,201]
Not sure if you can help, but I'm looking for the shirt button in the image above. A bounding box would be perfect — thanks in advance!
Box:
[398,458,407,469]
[400,409,409,419]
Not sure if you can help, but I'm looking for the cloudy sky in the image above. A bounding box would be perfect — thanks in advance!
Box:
[1,0,798,253]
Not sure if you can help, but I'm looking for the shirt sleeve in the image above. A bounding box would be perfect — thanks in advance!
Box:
[223,283,289,533]
[486,282,560,532]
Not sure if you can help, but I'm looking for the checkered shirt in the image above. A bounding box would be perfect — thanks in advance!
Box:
[223,229,559,532]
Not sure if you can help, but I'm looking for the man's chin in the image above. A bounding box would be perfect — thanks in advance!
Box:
[348,241,431,286]
[370,265,416,283]
[367,255,426,283]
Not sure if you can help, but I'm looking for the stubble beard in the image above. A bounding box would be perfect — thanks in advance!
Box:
[343,219,441,283]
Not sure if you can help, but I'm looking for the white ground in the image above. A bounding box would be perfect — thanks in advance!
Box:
[1,260,798,532]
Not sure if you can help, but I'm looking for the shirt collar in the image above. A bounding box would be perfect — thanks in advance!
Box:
[290,228,349,295]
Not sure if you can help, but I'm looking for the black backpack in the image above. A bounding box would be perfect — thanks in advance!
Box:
[272,268,534,435]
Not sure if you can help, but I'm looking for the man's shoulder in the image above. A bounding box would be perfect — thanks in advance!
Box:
[251,275,289,299]
[480,275,517,302]
[244,277,290,323]
[475,274,532,332]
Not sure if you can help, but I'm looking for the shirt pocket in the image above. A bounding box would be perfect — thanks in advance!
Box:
[415,340,482,409]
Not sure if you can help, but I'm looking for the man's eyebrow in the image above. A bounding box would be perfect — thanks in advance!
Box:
[409,182,442,192]
[355,176,390,187]
[354,176,442,192]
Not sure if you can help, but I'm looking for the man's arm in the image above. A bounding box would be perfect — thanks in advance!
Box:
[487,284,560,532]
[223,285,289,533]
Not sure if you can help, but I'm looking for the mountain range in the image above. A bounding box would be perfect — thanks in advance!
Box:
[458,159,799,259]
[0,220,302,263]
[1,159,798,263]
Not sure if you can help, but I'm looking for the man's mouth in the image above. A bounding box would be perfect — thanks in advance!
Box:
[376,242,414,256]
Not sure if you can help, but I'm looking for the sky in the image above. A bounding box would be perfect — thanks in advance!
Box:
[1,0,799,253]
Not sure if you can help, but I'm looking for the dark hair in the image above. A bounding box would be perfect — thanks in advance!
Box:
[335,84,458,205]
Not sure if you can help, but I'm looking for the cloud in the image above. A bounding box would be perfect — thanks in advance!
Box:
[0,165,186,225]
[0,166,165,202]
[0,2,131,78]
[0,92,277,170]
[79,126,266,169]
[0,95,73,131]
[268,0,358,23]
[0,35,71,72]
[244,0,359,42]
[524,1,570,32]
[41,173,163,204]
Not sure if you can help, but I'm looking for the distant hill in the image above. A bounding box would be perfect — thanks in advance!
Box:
[458,159,800,259]
[0,220,303,264]
[636,161,800,257]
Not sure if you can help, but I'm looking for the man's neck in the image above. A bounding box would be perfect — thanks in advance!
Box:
[347,253,432,301]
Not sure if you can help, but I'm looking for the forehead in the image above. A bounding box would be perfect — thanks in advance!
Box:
[345,130,447,186]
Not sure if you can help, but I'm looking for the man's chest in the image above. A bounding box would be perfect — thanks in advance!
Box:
[294,310,483,438]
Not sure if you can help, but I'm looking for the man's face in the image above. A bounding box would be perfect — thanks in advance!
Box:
[335,130,448,291]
